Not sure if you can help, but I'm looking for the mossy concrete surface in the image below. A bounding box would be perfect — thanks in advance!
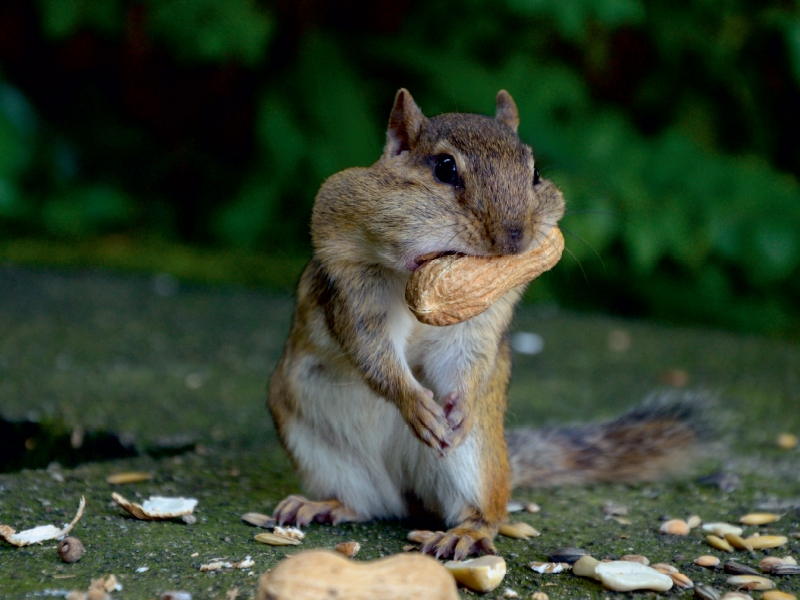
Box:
[0,265,798,599]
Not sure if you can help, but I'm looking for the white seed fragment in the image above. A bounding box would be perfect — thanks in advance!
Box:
[499,522,540,539]
[703,523,744,537]
[407,530,436,544]
[621,555,649,565]
[530,562,571,574]
[593,560,674,592]
[695,555,721,568]
[254,532,301,546]
[525,503,541,513]
[726,575,775,590]
[444,555,507,593]
[274,526,305,540]
[659,519,690,535]
[503,589,520,598]
[783,556,797,565]
[688,515,703,529]
[740,513,781,526]
[507,501,524,513]
[530,593,549,600]
[334,541,360,558]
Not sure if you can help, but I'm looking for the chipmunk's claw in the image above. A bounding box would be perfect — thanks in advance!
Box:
[273,495,362,527]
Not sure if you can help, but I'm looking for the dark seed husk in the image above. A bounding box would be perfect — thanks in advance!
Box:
[771,564,800,575]
[693,583,721,600]
[548,548,587,564]
[723,561,760,575]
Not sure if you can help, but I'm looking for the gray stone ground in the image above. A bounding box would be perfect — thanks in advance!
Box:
[0,265,798,599]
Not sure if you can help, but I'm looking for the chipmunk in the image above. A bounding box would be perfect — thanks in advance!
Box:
[268,89,708,560]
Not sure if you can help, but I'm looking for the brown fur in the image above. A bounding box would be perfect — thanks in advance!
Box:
[268,89,706,560]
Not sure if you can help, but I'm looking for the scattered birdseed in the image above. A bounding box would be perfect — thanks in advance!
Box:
[694,583,722,600]
[254,532,301,546]
[241,513,276,529]
[695,556,721,568]
[763,592,797,600]
[507,501,524,513]
[503,589,519,598]
[670,572,694,589]
[688,515,702,529]
[726,575,774,591]
[651,563,678,574]
[548,548,586,564]
[499,522,540,539]
[724,562,760,575]
[704,523,744,537]
[745,535,788,550]
[659,519,690,535]
[525,503,541,514]
[621,555,649,565]
[334,541,360,558]
[407,530,436,544]
[105,472,153,485]
[740,513,781,526]
[706,535,733,552]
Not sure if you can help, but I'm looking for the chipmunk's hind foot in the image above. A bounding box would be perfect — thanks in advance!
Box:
[273,494,364,527]
[421,525,497,561]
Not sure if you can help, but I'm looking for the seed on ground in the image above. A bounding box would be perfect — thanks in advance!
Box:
[695,556,721,568]
[659,519,690,535]
[740,513,781,526]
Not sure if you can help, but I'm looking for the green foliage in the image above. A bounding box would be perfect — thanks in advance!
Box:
[144,0,274,65]
[2,0,800,336]
[37,0,122,39]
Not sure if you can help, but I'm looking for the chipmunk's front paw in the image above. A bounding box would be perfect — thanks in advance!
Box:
[407,391,453,455]
[420,526,497,561]
[273,495,362,527]
[443,391,470,447]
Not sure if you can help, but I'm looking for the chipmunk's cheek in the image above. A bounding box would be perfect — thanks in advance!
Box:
[405,258,421,272]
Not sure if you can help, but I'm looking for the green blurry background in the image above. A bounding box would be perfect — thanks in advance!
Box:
[0,0,799,337]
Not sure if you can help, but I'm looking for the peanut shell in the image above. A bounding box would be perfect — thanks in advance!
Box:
[406,226,564,326]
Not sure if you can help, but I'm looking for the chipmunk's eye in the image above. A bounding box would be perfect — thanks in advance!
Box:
[433,154,458,186]
[533,167,541,185]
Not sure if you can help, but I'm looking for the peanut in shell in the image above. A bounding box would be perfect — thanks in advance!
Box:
[406,226,564,327]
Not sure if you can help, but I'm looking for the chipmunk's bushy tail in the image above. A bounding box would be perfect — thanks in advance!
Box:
[506,390,717,488]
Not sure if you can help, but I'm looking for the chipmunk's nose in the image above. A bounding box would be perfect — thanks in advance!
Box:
[497,225,529,254]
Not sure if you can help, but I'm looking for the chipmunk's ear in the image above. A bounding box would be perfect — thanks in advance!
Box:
[495,90,519,133]
[385,88,425,157]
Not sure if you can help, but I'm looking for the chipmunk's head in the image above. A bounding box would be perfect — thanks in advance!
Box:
[380,88,565,271]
